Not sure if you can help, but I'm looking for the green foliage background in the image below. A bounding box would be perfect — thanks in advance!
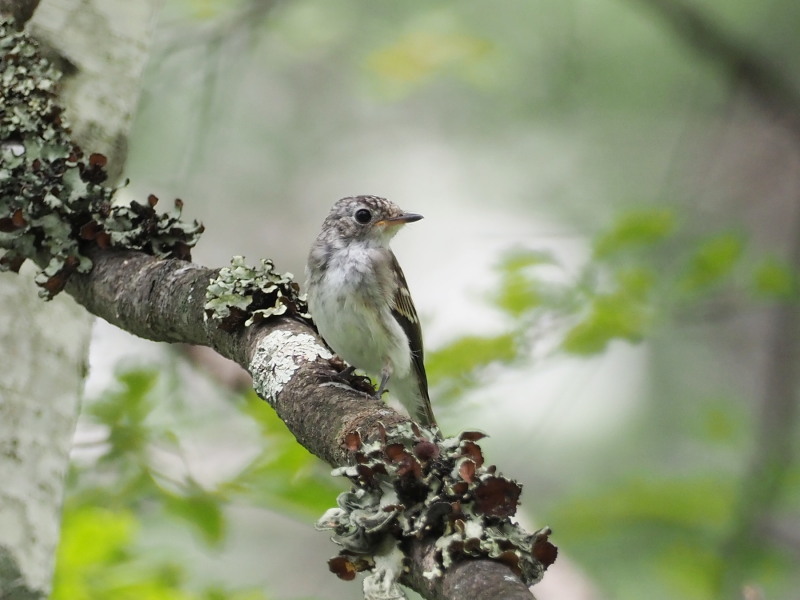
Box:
[54,0,800,599]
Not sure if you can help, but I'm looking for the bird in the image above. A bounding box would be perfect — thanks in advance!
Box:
[305,195,437,427]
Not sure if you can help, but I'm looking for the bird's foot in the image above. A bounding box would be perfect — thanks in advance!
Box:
[326,357,376,395]
[338,365,357,378]
[375,372,390,400]
[352,373,380,396]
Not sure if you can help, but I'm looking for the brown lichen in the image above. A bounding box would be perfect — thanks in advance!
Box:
[0,19,203,298]
[316,423,557,590]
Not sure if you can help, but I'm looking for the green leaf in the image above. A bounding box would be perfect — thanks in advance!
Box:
[498,248,557,272]
[496,271,542,316]
[697,404,741,444]
[657,543,724,599]
[562,291,649,355]
[616,266,655,298]
[203,588,271,600]
[552,476,734,538]
[52,507,137,600]
[593,209,676,259]
[58,506,136,568]
[88,369,159,459]
[164,487,225,545]
[235,393,344,516]
[680,233,745,292]
[494,249,557,316]
[426,333,517,385]
[546,476,736,598]
[752,257,798,300]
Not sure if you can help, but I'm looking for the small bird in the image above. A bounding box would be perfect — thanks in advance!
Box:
[306,196,437,427]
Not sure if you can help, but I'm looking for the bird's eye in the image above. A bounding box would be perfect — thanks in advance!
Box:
[354,208,372,224]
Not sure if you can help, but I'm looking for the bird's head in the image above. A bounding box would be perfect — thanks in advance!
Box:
[321,195,423,248]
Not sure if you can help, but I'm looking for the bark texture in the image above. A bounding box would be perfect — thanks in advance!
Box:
[0,265,90,598]
[408,539,537,600]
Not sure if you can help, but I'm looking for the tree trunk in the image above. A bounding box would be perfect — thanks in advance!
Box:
[0,1,162,596]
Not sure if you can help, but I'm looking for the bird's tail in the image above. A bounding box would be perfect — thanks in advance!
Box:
[391,374,437,428]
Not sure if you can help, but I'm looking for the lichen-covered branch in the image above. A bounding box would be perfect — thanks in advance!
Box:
[408,543,542,600]
[0,20,203,296]
[317,426,555,596]
[1,17,556,600]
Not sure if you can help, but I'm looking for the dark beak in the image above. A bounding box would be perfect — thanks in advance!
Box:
[381,212,423,226]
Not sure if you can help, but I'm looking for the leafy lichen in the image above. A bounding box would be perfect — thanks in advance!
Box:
[0,19,203,298]
[204,255,311,331]
[316,423,557,592]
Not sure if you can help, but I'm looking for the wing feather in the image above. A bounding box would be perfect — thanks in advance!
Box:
[388,252,436,426]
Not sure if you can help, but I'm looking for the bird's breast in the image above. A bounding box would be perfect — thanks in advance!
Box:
[307,246,408,376]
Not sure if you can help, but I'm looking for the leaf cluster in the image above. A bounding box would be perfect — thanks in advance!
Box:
[427,207,798,410]
[54,367,342,600]
[422,206,800,598]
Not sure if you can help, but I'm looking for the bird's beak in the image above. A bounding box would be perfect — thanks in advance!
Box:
[378,212,423,227]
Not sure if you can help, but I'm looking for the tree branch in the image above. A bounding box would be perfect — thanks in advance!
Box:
[629,0,800,139]
[63,247,400,466]
[408,539,539,600]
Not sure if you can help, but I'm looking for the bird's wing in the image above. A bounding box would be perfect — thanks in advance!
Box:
[389,252,436,426]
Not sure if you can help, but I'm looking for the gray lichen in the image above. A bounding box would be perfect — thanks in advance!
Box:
[362,545,407,600]
[0,19,203,298]
[249,330,331,405]
[316,424,557,591]
[204,255,311,330]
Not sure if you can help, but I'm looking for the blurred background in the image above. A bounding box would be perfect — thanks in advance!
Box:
[56,0,800,599]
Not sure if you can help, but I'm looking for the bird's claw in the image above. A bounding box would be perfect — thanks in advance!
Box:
[327,360,376,396]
